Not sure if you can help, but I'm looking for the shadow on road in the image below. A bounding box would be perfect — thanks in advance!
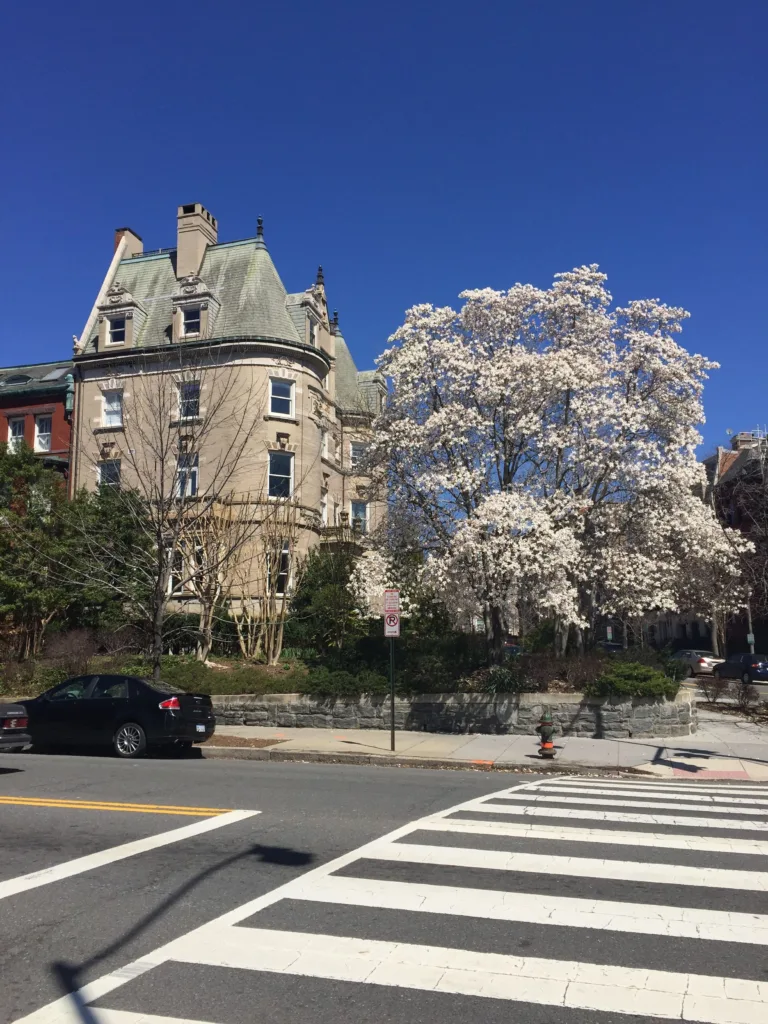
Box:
[0,766,24,776]
[50,841,315,1021]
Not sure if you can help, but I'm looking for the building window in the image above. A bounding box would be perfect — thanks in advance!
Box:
[351,501,368,534]
[103,390,123,428]
[350,442,368,470]
[7,417,25,452]
[321,429,329,460]
[268,451,293,498]
[108,318,126,344]
[320,491,328,526]
[99,459,121,488]
[178,381,200,420]
[309,320,317,347]
[268,540,291,596]
[269,378,294,418]
[176,453,199,498]
[35,415,52,453]
[182,307,201,337]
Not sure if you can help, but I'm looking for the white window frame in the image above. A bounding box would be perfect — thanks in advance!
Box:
[321,429,329,460]
[349,441,368,470]
[320,491,328,526]
[268,450,294,499]
[34,415,52,453]
[182,307,201,338]
[7,417,25,452]
[351,500,368,534]
[107,317,126,345]
[176,453,199,498]
[99,459,121,488]
[102,390,123,428]
[178,381,201,420]
[308,320,317,347]
[267,540,291,597]
[269,378,294,418]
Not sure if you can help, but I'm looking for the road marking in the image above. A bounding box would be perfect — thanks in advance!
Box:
[418,816,768,855]
[550,780,768,795]
[164,924,768,1021]
[496,793,768,816]
[536,785,768,806]
[456,801,768,831]
[0,796,234,816]
[364,840,768,890]
[0,809,259,902]
[289,873,768,945]
[11,778,547,1023]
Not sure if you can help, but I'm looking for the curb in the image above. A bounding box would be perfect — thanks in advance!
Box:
[200,745,657,776]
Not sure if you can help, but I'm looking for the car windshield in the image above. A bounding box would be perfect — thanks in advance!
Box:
[143,680,186,695]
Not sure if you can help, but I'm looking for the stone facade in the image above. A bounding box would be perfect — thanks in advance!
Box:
[212,689,696,739]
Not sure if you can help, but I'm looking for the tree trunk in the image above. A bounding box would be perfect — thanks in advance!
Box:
[622,620,629,650]
[710,604,720,657]
[488,605,504,664]
[151,591,165,682]
[196,602,215,663]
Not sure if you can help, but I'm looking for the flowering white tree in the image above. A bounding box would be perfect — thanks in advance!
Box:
[374,264,739,657]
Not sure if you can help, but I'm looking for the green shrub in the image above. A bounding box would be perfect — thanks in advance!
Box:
[584,661,679,700]
[301,667,389,698]
[483,665,540,694]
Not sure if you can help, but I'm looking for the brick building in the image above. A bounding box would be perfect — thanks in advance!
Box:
[0,361,74,475]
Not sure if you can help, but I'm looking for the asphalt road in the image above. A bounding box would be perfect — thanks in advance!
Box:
[0,750,519,1023]
[2,751,768,1024]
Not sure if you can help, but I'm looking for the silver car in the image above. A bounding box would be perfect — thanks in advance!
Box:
[671,649,724,676]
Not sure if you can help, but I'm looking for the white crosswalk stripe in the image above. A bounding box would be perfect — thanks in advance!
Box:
[14,775,768,1024]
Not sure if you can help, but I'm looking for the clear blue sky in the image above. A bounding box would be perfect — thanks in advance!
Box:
[1,1,764,452]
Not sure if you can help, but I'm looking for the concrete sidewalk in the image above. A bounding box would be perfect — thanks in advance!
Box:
[207,708,768,779]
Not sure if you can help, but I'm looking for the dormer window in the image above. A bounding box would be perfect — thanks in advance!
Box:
[182,307,201,337]
[108,318,126,344]
[309,320,317,347]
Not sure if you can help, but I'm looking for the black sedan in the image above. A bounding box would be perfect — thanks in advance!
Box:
[20,675,215,758]
[0,702,31,751]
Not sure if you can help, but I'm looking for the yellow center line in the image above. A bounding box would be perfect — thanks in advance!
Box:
[0,796,233,816]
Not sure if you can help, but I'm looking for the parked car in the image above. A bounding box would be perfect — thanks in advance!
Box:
[595,640,624,654]
[0,702,31,752]
[20,675,215,758]
[713,653,768,685]
[670,649,724,676]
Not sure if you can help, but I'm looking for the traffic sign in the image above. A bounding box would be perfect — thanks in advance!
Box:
[384,589,400,613]
[384,611,400,637]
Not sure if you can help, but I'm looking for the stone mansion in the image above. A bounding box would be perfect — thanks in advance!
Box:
[69,202,385,595]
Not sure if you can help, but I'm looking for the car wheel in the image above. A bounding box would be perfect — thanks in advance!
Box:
[113,722,147,759]
[742,672,751,685]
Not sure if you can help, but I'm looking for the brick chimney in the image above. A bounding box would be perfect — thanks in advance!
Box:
[730,431,762,451]
[176,203,217,278]
[114,227,143,257]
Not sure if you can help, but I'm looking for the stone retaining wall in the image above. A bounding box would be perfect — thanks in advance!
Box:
[212,690,696,738]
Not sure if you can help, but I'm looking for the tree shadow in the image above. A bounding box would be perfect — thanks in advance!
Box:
[50,841,314,1021]
[651,744,768,770]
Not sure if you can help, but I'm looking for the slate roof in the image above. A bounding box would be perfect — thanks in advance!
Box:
[80,228,382,414]
[83,237,302,353]
[0,360,73,397]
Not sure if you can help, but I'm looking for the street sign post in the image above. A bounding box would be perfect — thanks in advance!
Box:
[384,591,400,751]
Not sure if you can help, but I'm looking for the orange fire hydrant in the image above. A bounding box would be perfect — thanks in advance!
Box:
[536,709,556,758]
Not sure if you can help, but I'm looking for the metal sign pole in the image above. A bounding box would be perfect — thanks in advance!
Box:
[390,636,395,752]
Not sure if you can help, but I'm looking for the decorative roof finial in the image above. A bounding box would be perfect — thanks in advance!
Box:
[256,216,264,239]
[331,309,339,333]
[316,264,324,287]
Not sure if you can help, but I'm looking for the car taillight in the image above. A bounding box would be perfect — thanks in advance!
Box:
[2,717,27,729]
[697,658,707,664]
[158,697,181,710]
